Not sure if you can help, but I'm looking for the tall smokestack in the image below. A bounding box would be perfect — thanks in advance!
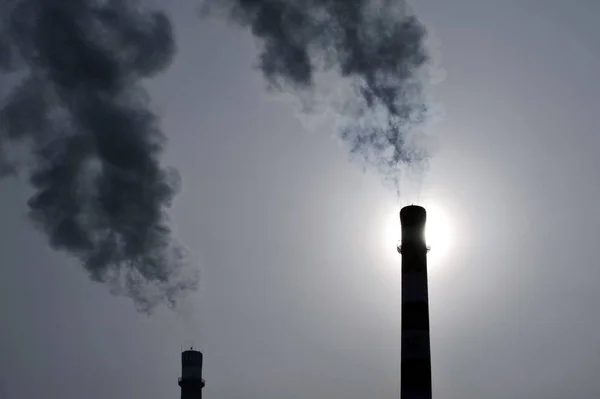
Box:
[178,348,205,399]
[399,205,432,399]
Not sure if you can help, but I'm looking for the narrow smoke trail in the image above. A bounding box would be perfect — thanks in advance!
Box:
[204,0,436,193]
[0,0,198,313]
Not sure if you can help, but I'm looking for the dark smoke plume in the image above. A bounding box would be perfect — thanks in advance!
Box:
[0,0,198,313]
[204,0,434,190]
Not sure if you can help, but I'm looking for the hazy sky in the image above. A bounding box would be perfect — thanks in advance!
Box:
[2,1,600,398]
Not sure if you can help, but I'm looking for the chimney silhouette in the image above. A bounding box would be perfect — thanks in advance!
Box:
[178,349,205,399]
[398,205,432,399]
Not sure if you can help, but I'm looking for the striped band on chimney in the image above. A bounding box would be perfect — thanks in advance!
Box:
[399,205,432,399]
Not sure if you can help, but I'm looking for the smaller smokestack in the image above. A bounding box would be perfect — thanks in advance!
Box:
[399,205,432,399]
[178,348,205,399]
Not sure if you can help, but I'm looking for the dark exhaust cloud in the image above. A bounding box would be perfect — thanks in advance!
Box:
[204,0,434,191]
[0,0,198,313]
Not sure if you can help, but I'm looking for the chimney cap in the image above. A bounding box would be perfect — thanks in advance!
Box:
[400,205,426,227]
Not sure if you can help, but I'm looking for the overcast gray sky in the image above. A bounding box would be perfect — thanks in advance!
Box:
[2,0,600,398]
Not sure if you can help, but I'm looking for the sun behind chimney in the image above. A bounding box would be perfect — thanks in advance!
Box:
[398,205,432,399]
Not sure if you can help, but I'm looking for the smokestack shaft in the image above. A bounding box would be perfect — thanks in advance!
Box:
[179,349,205,399]
[400,206,432,399]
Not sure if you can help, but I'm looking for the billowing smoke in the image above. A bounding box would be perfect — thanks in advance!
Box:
[0,0,198,313]
[204,0,435,191]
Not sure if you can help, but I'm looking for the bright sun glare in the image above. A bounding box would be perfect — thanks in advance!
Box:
[382,202,452,271]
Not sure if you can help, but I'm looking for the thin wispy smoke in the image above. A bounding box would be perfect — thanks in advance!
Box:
[204,0,435,191]
[0,0,198,313]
